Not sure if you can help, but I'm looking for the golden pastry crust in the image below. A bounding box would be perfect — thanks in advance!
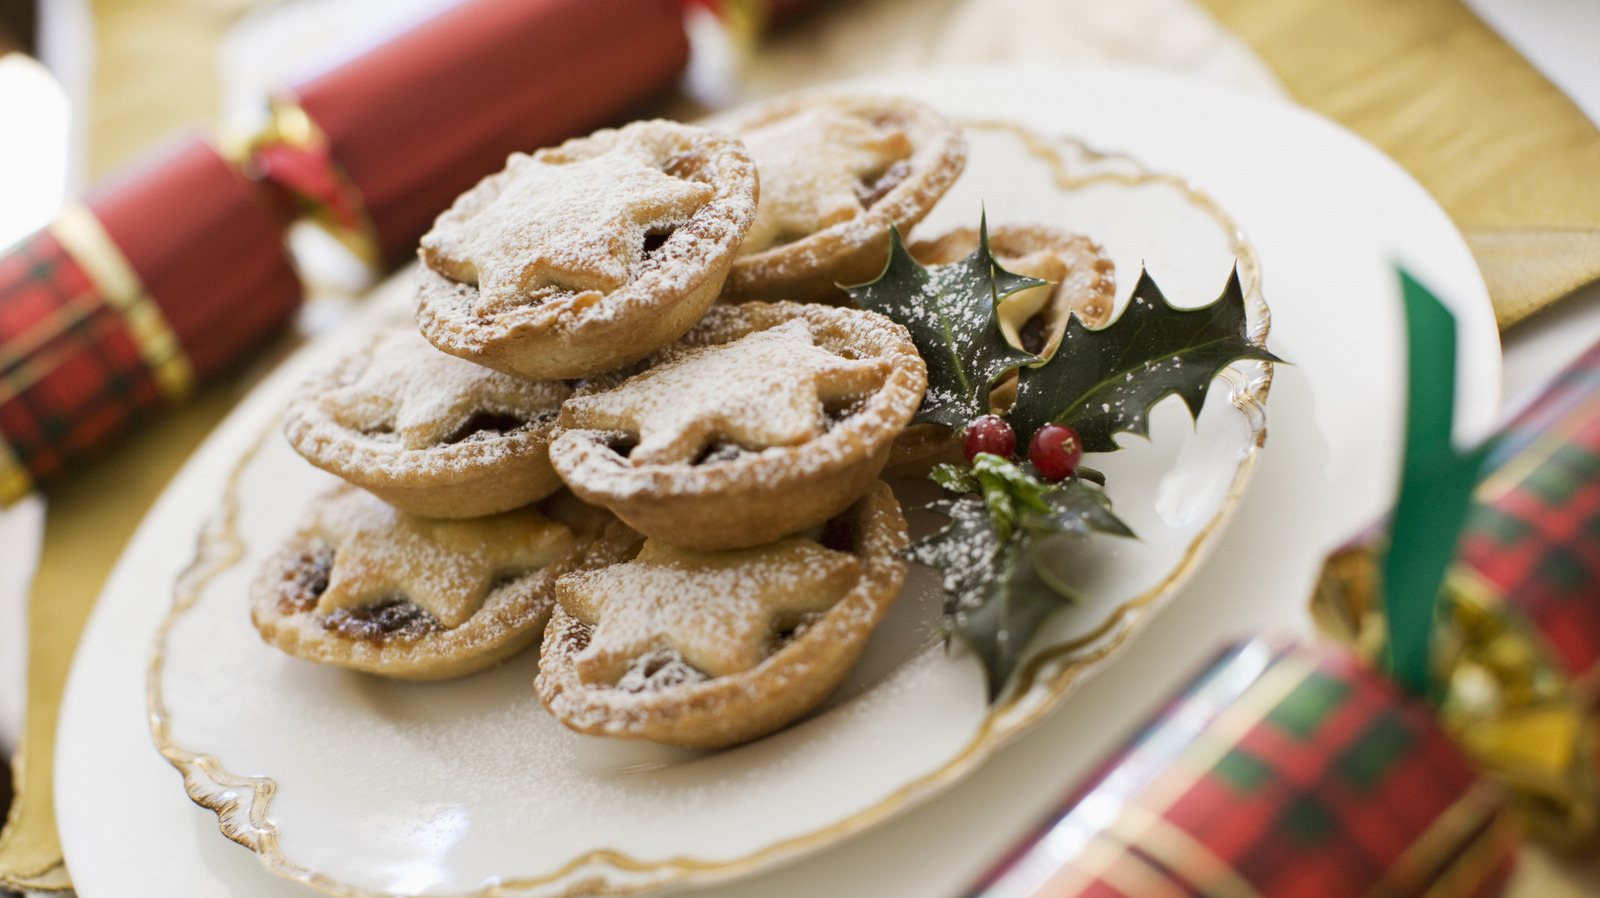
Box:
[548,302,926,549]
[536,481,908,748]
[249,484,621,680]
[715,93,967,303]
[887,224,1116,472]
[415,120,759,379]
[283,326,569,519]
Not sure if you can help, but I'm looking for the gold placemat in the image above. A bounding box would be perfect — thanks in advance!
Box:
[0,0,244,887]
[1194,0,1600,328]
[0,386,245,889]
[83,0,246,177]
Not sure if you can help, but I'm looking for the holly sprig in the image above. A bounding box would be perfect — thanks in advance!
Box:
[848,220,1280,699]
[911,455,1133,698]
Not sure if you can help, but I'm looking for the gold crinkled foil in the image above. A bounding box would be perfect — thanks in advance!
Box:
[1312,548,1600,850]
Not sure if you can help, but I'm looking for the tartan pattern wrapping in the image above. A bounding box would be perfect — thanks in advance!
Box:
[1457,339,1600,682]
[971,640,1516,898]
[0,227,171,502]
[0,135,304,505]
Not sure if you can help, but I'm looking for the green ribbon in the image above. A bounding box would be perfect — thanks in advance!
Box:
[1382,270,1493,696]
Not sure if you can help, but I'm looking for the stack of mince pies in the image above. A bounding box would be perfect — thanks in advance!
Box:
[253,92,1117,749]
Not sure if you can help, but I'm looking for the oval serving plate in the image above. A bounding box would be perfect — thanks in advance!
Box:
[143,82,1272,897]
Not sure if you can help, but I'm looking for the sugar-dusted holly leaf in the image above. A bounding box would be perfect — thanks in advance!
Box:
[931,453,1055,542]
[907,455,1135,699]
[1019,476,1134,541]
[1010,267,1280,452]
[906,495,1006,616]
[847,219,1044,429]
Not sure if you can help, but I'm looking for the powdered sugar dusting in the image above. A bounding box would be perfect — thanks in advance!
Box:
[423,149,711,301]
[320,327,567,452]
[559,318,889,465]
[416,119,757,333]
[305,487,573,629]
[550,303,926,510]
[559,536,860,682]
[736,105,911,252]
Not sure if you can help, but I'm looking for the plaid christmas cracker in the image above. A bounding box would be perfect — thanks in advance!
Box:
[1456,340,1600,684]
[971,640,1516,898]
[0,209,192,503]
[1427,338,1600,846]
[0,133,308,505]
[1310,337,1600,847]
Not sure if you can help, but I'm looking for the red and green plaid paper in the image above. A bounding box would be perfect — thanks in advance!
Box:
[1458,340,1600,683]
[0,226,171,498]
[0,135,302,504]
[971,640,1516,898]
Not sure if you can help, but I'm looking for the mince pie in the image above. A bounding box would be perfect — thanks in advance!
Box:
[715,93,966,302]
[415,119,758,379]
[250,484,617,679]
[548,301,926,549]
[536,480,907,748]
[284,326,569,519]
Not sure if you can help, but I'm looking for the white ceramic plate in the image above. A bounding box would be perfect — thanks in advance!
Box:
[56,63,1499,898]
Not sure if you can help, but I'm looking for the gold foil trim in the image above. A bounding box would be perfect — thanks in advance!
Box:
[0,434,32,506]
[48,203,195,403]
[1441,569,1598,848]
[224,95,381,269]
[1315,538,1599,849]
[717,0,764,49]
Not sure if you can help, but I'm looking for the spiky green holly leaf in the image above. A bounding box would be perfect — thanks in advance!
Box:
[931,453,1056,542]
[847,219,1044,429]
[1019,476,1134,541]
[907,455,1134,699]
[1010,267,1280,452]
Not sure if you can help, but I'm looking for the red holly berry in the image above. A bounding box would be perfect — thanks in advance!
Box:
[1028,423,1083,480]
[962,414,1016,463]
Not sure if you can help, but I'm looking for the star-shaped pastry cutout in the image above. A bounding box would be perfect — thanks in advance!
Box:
[559,537,861,683]
[323,329,569,450]
[310,488,574,628]
[560,318,889,465]
[738,106,911,252]
[420,147,714,303]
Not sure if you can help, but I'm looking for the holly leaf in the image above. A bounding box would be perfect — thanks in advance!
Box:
[931,453,1055,542]
[1019,477,1134,541]
[847,219,1044,429]
[907,455,1135,700]
[1010,267,1281,452]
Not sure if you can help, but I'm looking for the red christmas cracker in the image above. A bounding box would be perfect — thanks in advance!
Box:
[969,639,1517,898]
[0,135,300,502]
[286,0,692,269]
